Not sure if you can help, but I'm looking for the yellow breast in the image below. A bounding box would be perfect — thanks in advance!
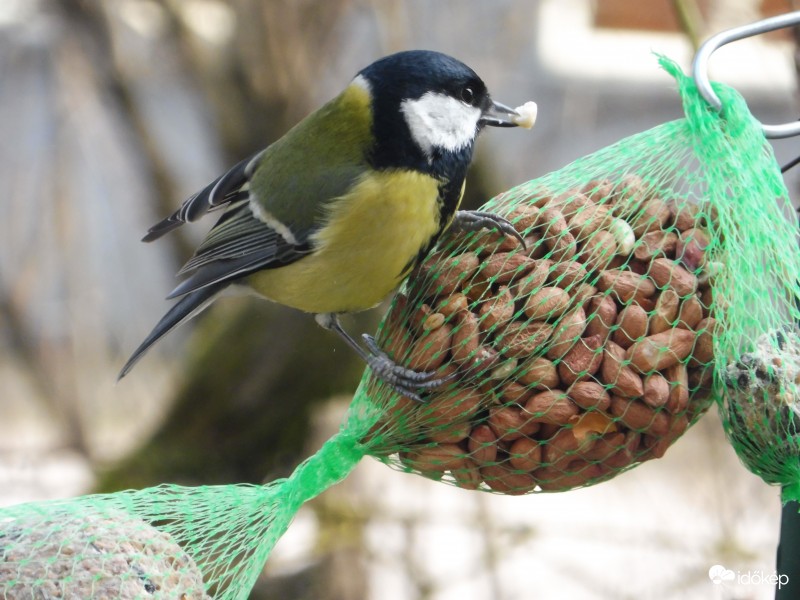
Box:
[247,170,443,314]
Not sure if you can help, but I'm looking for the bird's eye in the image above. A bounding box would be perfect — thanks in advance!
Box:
[460,87,475,105]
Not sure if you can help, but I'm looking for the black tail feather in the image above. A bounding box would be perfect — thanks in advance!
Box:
[142,215,185,242]
[118,282,227,380]
[141,216,185,242]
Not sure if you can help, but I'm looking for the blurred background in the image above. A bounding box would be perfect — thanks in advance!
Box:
[2,0,800,598]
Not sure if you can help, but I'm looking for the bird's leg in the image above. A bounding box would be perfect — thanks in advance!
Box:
[315,313,452,402]
[450,210,525,248]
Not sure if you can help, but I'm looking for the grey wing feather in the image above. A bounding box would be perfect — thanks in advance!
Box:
[167,202,313,299]
[142,151,265,242]
[177,201,278,273]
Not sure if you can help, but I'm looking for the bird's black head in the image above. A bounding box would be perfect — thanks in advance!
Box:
[355,50,519,177]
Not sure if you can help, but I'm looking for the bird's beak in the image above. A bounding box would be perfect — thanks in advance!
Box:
[480,99,521,128]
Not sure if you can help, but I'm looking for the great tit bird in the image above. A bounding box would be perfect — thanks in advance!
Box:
[119,50,532,400]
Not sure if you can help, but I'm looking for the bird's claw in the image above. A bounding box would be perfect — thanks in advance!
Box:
[451,210,526,249]
[362,334,455,402]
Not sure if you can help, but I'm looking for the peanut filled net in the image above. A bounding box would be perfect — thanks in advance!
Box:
[3,57,799,599]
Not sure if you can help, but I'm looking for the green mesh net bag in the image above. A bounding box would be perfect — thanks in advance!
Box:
[3,56,799,598]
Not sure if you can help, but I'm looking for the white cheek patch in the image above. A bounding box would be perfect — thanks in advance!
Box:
[400,92,481,159]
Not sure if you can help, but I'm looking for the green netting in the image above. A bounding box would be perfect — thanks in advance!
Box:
[1,433,366,599]
[2,56,799,598]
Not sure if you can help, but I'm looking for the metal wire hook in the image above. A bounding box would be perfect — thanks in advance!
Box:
[692,11,800,139]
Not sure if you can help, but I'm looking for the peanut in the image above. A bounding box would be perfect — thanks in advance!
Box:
[649,289,680,334]
[610,396,669,436]
[419,251,479,295]
[690,317,716,366]
[641,414,690,460]
[508,204,541,233]
[581,432,626,461]
[400,444,465,473]
[480,252,535,285]
[538,208,577,261]
[478,286,515,334]
[600,340,644,398]
[585,294,617,340]
[626,329,697,374]
[508,437,543,471]
[511,260,552,299]
[517,356,559,389]
[557,334,604,385]
[480,464,538,495]
[552,192,593,220]
[535,461,605,492]
[603,430,643,469]
[468,424,498,466]
[461,345,500,378]
[497,321,553,358]
[613,303,649,349]
[488,404,540,441]
[628,198,671,237]
[426,387,483,427]
[642,373,670,408]
[524,390,579,425]
[596,269,657,304]
[633,230,678,262]
[676,227,710,272]
[648,258,698,297]
[500,380,532,405]
[568,203,614,240]
[580,230,618,272]
[451,311,479,363]
[548,260,588,289]
[608,218,636,255]
[406,324,452,371]
[541,429,580,470]
[525,286,571,321]
[572,283,598,305]
[450,459,483,490]
[436,292,469,318]
[581,178,616,203]
[665,363,689,414]
[676,295,703,330]
[428,421,471,444]
[670,200,704,232]
[547,307,587,359]
[568,381,611,411]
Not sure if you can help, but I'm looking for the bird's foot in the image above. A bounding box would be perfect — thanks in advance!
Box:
[316,312,454,402]
[451,210,526,248]
[362,335,454,402]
